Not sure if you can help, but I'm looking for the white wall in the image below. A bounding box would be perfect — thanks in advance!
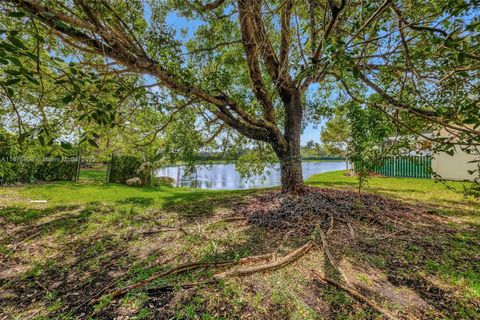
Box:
[432,146,478,182]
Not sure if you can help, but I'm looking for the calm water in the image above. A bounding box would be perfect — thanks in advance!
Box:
[155,161,345,190]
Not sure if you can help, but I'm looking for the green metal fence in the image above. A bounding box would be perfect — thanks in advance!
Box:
[355,156,432,179]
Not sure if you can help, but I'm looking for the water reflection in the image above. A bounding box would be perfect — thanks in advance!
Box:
[155,162,345,190]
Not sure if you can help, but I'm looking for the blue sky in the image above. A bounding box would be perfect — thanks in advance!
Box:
[301,123,322,144]
[149,5,323,145]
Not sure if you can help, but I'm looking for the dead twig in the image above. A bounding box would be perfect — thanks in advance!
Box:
[140,227,189,236]
[146,279,219,293]
[319,230,338,270]
[347,222,355,238]
[325,214,334,235]
[11,231,41,251]
[220,216,247,222]
[313,271,399,320]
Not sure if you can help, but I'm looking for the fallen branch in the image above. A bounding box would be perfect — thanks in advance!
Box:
[319,230,338,270]
[220,216,247,222]
[146,279,218,293]
[140,226,189,236]
[91,240,315,308]
[11,231,41,251]
[214,241,314,279]
[326,214,334,235]
[92,250,278,304]
[94,260,235,302]
[347,222,355,238]
[313,271,399,320]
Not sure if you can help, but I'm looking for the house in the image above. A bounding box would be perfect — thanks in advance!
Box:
[370,129,478,181]
[431,128,478,181]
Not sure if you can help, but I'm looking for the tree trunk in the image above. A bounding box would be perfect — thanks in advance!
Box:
[275,87,305,193]
[279,152,304,193]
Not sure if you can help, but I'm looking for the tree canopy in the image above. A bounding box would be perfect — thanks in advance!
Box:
[1,0,479,191]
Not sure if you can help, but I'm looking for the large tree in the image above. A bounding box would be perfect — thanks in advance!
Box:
[1,0,479,192]
[321,108,350,160]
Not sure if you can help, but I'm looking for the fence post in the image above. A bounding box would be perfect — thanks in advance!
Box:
[106,153,113,182]
[75,148,81,182]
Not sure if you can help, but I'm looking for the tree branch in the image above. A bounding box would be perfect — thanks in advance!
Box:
[4,0,279,145]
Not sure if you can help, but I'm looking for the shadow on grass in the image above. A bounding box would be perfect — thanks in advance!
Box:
[116,197,155,207]
[1,186,478,319]
[161,189,257,222]
[0,205,80,224]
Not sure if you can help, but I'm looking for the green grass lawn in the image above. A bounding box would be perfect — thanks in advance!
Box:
[307,171,477,216]
[0,171,478,319]
[78,165,108,182]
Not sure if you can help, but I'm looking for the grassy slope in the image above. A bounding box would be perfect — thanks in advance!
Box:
[0,170,478,319]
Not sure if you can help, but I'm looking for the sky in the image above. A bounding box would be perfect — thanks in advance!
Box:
[147,4,323,146]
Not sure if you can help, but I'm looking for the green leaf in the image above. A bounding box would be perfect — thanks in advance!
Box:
[25,75,40,85]
[40,12,55,18]
[34,34,46,43]
[7,36,26,49]
[24,52,38,61]
[1,42,18,53]
[54,20,71,29]
[87,139,99,148]
[38,135,45,147]
[54,79,68,85]
[61,141,72,149]
[6,87,14,97]
[5,78,21,86]
[5,69,22,75]
[352,66,360,79]
[8,12,26,18]
[62,95,74,104]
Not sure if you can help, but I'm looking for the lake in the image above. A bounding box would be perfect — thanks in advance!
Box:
[155,161,346,190]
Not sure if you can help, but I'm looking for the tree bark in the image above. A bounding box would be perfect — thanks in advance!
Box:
[279,153,304,193]
[275,87,305,193]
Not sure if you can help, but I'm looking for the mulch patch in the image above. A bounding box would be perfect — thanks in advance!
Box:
[239,186,421,235]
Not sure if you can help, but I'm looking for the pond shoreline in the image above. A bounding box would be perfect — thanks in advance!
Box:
[156,161,346,190]
[163,158,346,166]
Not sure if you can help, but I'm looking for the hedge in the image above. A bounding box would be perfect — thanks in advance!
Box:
[108,154,144,184]
[0,155,77,184]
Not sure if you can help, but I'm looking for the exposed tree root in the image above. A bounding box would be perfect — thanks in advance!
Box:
[214,241,314,279]
[318,228,348,284]
[312,271,400,320]
[90,260,235,304]
[92,241,313,306]
[347,222,355,238]
[326,214,334,235]
[94,250,282,304]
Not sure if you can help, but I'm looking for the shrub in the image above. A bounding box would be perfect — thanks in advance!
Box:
[126,177,142,186]
[151,176,175,187]
[0,132,77,183]
[36,159,77,181]
[108,155,143,184]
